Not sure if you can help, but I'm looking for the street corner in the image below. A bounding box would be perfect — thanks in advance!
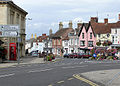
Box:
[73,74,100,86]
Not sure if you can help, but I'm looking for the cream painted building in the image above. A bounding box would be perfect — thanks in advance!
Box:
[0,0,28,58]
[96,33,111,45]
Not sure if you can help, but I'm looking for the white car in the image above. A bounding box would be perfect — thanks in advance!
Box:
[32,51,39,57]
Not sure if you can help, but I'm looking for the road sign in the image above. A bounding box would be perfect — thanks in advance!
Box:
[0,25,20,37]
[93,53,97,58]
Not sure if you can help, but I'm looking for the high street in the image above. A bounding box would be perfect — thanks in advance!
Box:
[0,58,120,86]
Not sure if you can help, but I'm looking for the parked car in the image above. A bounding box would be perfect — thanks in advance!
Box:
[77,53,91,58]
[69,53,78,58]
[31,51,39,57]
[63,53,69,58]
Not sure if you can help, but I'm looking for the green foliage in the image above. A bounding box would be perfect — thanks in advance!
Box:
[90,48,95,56]
[107,56,114,60]
[96,42,101,46]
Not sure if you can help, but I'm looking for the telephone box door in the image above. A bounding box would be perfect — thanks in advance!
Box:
[9,43,17,60]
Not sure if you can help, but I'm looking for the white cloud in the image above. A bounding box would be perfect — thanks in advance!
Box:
[12,0,120,39]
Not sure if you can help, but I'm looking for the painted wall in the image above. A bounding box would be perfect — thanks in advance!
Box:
[87,26,96,49]
[79,26,87,48]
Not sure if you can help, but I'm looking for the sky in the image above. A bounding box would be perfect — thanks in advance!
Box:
[12,0,120,39]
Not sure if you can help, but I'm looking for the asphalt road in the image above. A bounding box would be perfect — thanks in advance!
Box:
[0,58,120,86]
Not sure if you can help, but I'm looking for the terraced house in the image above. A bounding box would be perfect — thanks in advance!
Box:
[78,22,96,54]
[52,22,73,56]
[91,14,120,47]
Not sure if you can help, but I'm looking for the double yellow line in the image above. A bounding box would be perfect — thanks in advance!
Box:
[73,74,99,86]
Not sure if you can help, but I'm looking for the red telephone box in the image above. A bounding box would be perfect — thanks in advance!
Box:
[9,43,17,60]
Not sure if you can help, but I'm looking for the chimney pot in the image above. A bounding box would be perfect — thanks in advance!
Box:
[104,18,108,24]
[90,17,98,23]
[119,14,120,21]
[59,22,63,30]
[69,21,72,28]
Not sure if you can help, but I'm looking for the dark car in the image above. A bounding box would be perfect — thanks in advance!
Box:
[77,53,91,58]
[69,53,78,58]
[63,53,69,58]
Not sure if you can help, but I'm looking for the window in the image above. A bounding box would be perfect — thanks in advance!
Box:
[90,33,92,39]
[115,29,117,34]
[98,34,101,37]
[88,41,93,47]
[112,36,114,43]
[58,40,60,45]
[80,41,85,46]
[65,41,68,46]
[77,38,79,45]
[82,33,84,39]
[107,34,110,37]
[71,38,73,45]
[54,40,56,45]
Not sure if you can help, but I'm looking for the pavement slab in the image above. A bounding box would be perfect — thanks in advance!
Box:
[81,69,120,86]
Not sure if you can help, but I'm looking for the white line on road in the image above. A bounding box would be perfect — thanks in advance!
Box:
[62,65,88,69]
[28,68,53,73]
[0,73,15,78]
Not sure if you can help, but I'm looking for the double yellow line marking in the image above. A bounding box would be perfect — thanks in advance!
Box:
[73,74,99,86]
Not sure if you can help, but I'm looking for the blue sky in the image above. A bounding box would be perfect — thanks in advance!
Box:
[13,0,120,39]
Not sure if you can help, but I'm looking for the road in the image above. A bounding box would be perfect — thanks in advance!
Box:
[0,58,120,86]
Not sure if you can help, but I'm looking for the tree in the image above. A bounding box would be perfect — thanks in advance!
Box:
[102,41,112,46]
[96,42,101,46]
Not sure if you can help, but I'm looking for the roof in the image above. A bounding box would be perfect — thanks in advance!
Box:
[78,23,89,36]
[52,28,73,39]
[78,22,96,37]
[91,21,120,34]
[0,0,28,15]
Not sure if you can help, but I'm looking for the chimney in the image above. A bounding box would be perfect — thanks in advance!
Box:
[69,21,72,28]
[42,34,46,36]
[90,17,98,23]
[119,14,120,21]
[49,29,52,35]
[59,22,63,30]
[104,18,108,24]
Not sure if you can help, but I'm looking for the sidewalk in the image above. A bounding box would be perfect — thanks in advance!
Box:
[0,56,62,68]
[80,69,120,86]
[0,56,44,68]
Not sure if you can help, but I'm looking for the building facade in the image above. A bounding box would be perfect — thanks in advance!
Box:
[52,21,73,56]
[0,0,28,58]
[78,22,96,54]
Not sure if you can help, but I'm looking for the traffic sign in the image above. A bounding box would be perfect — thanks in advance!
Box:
[93,53,97,58]
[0,25,20,37]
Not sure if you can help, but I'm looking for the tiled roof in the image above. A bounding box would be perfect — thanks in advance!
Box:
[52,28,73,39]
[91,21,120,34]
[78,23,89,36]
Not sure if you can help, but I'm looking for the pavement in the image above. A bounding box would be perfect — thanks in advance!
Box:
[0,56,61,68]
[74,69,120,86]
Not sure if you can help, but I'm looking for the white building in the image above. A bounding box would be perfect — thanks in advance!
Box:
[111,28,120,56]
[62,38,69,54]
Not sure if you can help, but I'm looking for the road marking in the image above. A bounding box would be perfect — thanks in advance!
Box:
[68,78,74,80]
[0,73,15,78]
[57,81,64,84]
[104,65,110,67]
[62,65,88,69]
[48,85,52,86]
[73,74,99,86]
[28,68,53,73]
